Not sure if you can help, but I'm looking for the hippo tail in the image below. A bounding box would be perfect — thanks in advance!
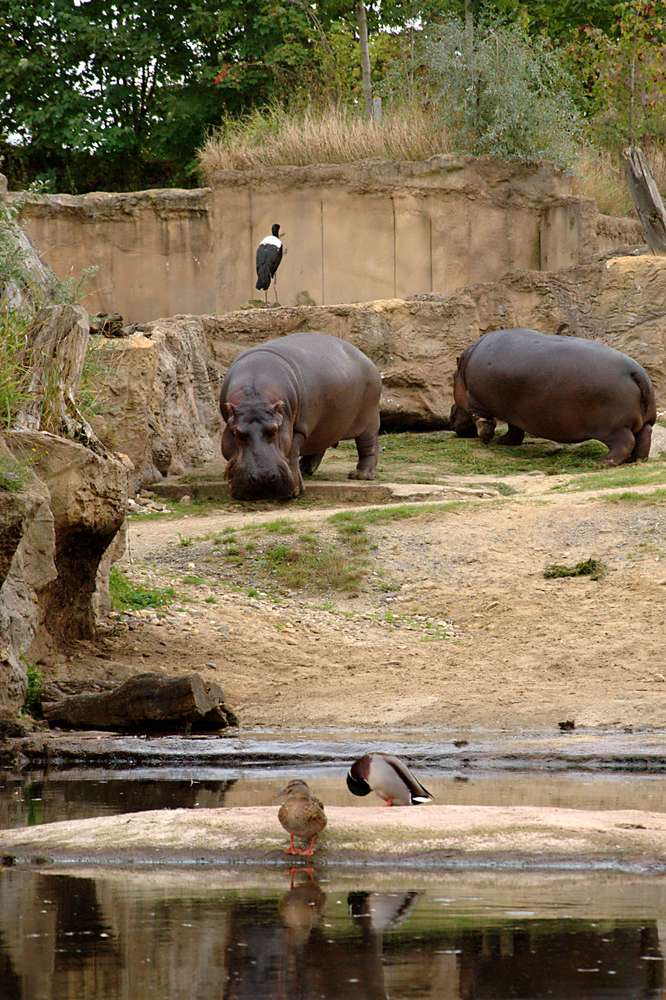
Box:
[630,367,656,423]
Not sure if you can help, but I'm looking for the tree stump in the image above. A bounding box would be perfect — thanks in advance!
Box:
[13,303,107,452]
[623,146,666,255]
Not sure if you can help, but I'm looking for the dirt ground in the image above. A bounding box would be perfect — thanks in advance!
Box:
[47,455,666,733]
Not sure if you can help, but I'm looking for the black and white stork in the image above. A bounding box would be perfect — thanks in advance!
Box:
[255,223,284,304]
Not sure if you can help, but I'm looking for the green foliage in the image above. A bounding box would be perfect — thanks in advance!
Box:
[605,488,666,504]
[21,660,43,718]
[566,0,666,149]
[543,557,607,580]
[109,566,175,610]
[423,17,582,167]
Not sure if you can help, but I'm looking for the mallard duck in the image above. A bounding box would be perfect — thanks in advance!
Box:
[346,753,433,806]
[278,779,327,856]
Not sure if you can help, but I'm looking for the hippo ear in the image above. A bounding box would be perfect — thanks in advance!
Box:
[222,402,236,424]
[269,400,285,425]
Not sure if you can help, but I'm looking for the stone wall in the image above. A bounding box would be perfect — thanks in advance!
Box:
[89,255,666,490]
[12,158,643,323]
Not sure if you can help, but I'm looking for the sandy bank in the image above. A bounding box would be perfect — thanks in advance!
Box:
[2,804,666,871]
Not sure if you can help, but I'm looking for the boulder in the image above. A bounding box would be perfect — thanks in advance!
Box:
[88,255,666,486]
[43,671,238,731]
[0,432,128,713]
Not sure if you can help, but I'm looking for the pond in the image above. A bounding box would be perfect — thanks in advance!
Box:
[2,866,664,999]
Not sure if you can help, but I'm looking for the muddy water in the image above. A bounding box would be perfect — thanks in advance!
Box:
[2,767,666,829]
[1,867,665,1000]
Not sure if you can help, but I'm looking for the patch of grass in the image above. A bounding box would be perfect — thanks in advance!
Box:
[543,558,607,581]
[0,454,30,493]
[257,519,297,534]
[178,534,193,547]
[556,461,666,493]
[204,595,218,604]
[21,660,43,718]
[109,567,175,610]
[318,433,608,483]
[604,488,666,505]
[247,586,260,598]
[0,309,31,428]
[329,501,463,530]
[182,574,207,586]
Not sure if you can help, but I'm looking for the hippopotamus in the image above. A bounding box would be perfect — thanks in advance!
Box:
[220,332,381,500]
[451,328,656,464]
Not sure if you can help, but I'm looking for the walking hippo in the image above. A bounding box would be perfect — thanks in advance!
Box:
[451,328,656,464]
[220,332,381,499]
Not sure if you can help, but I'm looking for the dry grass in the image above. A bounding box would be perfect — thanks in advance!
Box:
[199,102,451,176]
[573,142,666,216]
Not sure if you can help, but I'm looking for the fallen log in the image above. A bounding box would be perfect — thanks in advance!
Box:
[43,672,238,732]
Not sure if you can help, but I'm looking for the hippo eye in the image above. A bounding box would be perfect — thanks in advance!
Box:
[263,424,279,438]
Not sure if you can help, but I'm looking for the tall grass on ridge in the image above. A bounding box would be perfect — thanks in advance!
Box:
[199,102,451,176]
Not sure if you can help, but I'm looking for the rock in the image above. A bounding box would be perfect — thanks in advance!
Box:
[0,431,127,714]
[43,671,237,732]
[89,312,125,338]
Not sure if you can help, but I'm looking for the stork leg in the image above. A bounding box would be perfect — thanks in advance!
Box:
[273,275,278,304]
[263,288,268,305]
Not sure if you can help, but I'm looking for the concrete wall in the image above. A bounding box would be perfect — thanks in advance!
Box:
[11,157,641,323]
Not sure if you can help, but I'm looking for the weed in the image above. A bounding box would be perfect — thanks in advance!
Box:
[543,558,607,581]
[0,454,30,492]
[247,586,260,598]
[21,660,43,718]
[259,519,297,534]
[182,575,207,586]
[178,534,193,547]
[109,567,175,610]
[204,595,218,604]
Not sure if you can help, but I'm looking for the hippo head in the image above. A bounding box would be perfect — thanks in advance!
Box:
[222,394,297,500]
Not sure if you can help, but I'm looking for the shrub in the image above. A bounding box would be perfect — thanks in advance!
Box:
[422,17,582,169]
[22,661,43,718]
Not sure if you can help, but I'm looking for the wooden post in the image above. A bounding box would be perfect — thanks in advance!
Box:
[623,145,666,254]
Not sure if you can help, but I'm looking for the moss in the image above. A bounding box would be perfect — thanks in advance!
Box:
[543,558,607,581]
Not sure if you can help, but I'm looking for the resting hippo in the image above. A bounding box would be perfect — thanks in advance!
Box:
[220,332,381,499]
[451,328,656,464]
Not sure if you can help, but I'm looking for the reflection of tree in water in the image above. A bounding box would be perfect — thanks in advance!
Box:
[0,928,21,1000]
[455,922,664,999]
[13,776,238,824]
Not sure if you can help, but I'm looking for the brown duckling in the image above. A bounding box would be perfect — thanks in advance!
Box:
[346,753,433,806]
[277,779,327,856]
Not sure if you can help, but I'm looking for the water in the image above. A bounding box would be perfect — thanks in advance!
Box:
[2,766,665,829]
[1,867,664,999]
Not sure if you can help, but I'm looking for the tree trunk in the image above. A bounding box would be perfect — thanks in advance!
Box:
[623,145,666,254]
[13,303,107,452]
[356,2,373,120]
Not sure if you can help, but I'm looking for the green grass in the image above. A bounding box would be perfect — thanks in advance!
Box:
[21,660,43,718]
[604,488,666,505]
[109,567,175,610]
[313,433,609,483]
[0,454,30,493]
[329,501,463,529]
[555,461,666,493]
[543,558,607,581]
[181,574,207,586]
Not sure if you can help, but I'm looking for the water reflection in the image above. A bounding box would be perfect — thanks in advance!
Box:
[1,867,665,999]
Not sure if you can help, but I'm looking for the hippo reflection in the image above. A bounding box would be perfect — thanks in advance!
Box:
[220,333,381,500]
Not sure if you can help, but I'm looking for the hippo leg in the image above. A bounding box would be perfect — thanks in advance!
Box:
[601,427,636,466]
[300,452,326,477]
[288,434,306,495]
[631,423,653,461]
[348,429,378,480]
[474,416,496,444]
[496,424,525,446]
